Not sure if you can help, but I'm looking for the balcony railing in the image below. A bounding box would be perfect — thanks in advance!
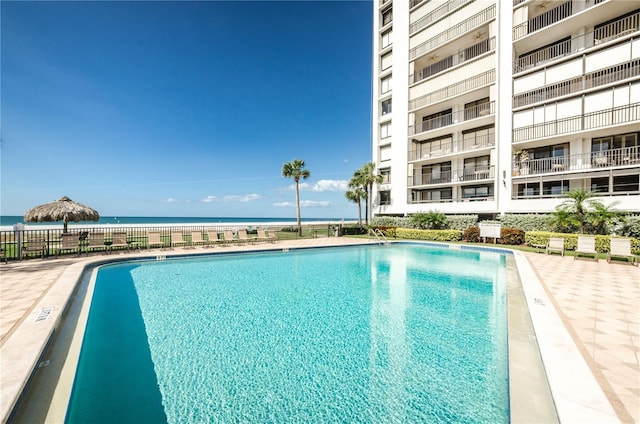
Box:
[410,101,495,136]
[512,146,640,177]
[412,37,495,84]
[409,133,495,161]
[513,0,602,40]
[410,0,472,34]
[512,102,640,142]
[410,0,426,9]
[514,11,640,72]
[409,69,495,111]
[513,58,640,108]
[408,165,495,186]
[409,195,494,205]
[410,5,496,60]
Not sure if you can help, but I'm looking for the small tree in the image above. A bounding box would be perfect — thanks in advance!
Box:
[410,211,448,230]
[353,162,383,225]
[282,159,310,237]
[345,185,366,227]
[553,189,620,234]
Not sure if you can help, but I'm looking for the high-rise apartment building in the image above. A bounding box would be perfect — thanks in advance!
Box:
[372,0,640,218]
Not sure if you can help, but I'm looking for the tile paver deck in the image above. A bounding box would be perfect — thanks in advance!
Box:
[1,238,638,422]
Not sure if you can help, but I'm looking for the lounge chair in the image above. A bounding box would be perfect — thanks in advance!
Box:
[574,236,598,262]
[23,237,47,259]
[147,231,166,249]
[607,238,638,266]
[206,229,222,247]
[546,237,565,256]
[108,231,130,254]
[190,231,207,248]
[256,228,270,243]
[237,229,255,244]
[222,230,238,245]
[85,232,106,255]
[171,230,188,249]
[55,233,80,257]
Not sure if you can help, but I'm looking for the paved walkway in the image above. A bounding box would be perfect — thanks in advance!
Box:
[1,239,638,422]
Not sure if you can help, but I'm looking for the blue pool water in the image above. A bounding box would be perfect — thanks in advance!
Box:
[66,244,509,423]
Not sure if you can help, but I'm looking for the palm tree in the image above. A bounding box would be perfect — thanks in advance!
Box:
[354,162,383,225]
[588,201,621,235]
[558,188,596,234]
[282,159,310,237]
[345,185,366,227]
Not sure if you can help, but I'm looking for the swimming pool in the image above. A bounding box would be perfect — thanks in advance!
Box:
[64,244,509,423]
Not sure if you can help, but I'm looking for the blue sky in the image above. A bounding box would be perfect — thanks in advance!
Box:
[1,1,373,219]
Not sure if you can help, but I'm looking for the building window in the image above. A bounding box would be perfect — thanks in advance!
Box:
[381,29,392,49]
[381,75,392,94]
[462,185,493,199]
[463,125,495,149]
[463,156,490,180]
[382,99,392,115]
[380,168,391,184]
[418,135,453,157]
[464,98,490,120]
[422,109,452,131]
[380,122,391,139]
[379,191,391,205]
[591,177,609,193]
[422,162,451,184]
[517,183,539,197]
[381,52,392,71]
[543,180,569,196]
[379,145,391,162]
[613,174,639,192]
[382,7,392,26]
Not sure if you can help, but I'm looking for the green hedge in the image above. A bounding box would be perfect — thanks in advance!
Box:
[395,228,462,242]
[525,231,640,253]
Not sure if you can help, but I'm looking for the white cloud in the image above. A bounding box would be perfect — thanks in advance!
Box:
[201,195,217,203]
[292,179,348,192]
[164,198,178,203]
[273,201,294,208]
[300,200,330,207]
[223,193,263,202]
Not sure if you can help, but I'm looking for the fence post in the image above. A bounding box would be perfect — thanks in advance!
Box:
[14,224,24,261]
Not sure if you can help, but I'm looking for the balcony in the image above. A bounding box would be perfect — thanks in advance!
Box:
[409,70,494,111]
[409,195,494,205]
[512,102,640,142]
[512,146,640,177]
[408,133,495,161]
[513,58,640,108]
[410,0,472,35]
[412,37,495,84]
[409,5,496,60]
[410,101,495,136]
[513,0,602,41]
[513,11,640,73]
[408,165,495,187]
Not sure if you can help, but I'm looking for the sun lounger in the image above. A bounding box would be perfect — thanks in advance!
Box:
[147,231,166,249]
[546,237,565,256]
[85,232,106,255]
[574,236,598,261]
[256,228,273,243]
[171,230,188,248]
[607,238,638,266]
[237,229,255,244]
[223,230,238,245]
[206,229,222,247]
[108,231,130,253]
[55,233,80,257]
[190,231,207,248]
[23,237,47,259]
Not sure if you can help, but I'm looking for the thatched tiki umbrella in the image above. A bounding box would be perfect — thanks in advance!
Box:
[24,196,100,232]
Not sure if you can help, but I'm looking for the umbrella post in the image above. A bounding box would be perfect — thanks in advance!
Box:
[63,217,68,233]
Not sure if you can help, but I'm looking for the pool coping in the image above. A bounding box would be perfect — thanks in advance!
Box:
[1,240,620,423]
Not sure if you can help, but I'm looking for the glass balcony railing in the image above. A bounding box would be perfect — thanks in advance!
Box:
[512,146,640,177]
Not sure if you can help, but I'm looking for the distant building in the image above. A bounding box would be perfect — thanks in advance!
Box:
[372,0,640,218]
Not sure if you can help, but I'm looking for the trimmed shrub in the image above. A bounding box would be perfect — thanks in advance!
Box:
[372,226,398,238]
[446,215,478,231]
[396,228,462,242]
[619,215,640,239]
[498,214,554,232]
[370,216,409,228]
[498,227,525,245]
[463,226,480,243]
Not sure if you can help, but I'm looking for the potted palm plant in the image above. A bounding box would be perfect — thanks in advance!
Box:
[513,150,530,175]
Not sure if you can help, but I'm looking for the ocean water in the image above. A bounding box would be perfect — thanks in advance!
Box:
[66,245,509,423]
[0,215,351,228]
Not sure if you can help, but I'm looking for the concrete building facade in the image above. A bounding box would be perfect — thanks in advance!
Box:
[372,0,640,218]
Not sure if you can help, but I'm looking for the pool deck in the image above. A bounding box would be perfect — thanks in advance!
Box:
[1,237,638,423]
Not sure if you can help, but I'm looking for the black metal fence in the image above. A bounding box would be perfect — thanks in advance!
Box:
[0,223,346,262]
